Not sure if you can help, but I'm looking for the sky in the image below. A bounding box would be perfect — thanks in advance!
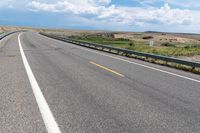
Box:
[0,0,200,33]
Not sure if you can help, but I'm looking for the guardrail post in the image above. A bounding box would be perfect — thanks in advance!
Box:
[192,66,195,71]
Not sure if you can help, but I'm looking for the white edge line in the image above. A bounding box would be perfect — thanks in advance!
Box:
[61,40,200,83]
[18,33,62,133]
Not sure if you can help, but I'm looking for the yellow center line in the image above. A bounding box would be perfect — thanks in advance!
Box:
[90,61,125,77]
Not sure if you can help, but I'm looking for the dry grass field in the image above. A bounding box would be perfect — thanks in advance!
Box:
[114,32,200,46]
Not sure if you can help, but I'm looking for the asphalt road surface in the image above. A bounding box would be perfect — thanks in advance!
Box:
[0,32,200,133]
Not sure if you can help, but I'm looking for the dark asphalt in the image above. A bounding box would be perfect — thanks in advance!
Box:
[0,32,200,133]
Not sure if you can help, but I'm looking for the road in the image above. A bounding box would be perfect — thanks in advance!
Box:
[0,32,200,133]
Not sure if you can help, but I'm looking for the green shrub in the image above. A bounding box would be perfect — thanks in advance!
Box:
[161,42,175,47]
[184,45,190,49]
[129,41,135,47]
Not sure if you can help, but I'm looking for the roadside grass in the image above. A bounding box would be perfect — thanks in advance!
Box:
[126,45,200,57]
[40,32,200,74]
[72,36,130,48]
[72,36,200,73]
[70,36,200,57]
[126,54,200,74]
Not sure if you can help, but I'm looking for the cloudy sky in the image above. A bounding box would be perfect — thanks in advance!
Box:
[0,0,200,33]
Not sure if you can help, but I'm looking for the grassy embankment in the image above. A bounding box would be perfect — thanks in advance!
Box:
[69,36,200,74]
[70,36,200,57]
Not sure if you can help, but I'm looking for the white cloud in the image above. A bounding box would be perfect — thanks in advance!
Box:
[136,0,200,9]
[97,0,111,5]
[1,0,200,33]
[28,1,200,27]
[0,0,14,7]
[167,0,200,9]
[0,0,29,9]
[29,0,104,14]
[136,0,161,5]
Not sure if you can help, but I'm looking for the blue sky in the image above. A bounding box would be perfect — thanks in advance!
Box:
[0,0,200,33]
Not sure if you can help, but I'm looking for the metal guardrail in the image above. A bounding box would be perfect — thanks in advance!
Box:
[40,33,200,69]
[0,31,25,40]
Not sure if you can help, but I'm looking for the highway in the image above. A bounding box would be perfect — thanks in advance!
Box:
[0,32,200,133]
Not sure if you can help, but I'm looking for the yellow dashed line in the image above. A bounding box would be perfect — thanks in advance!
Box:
[90,61,125,77]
